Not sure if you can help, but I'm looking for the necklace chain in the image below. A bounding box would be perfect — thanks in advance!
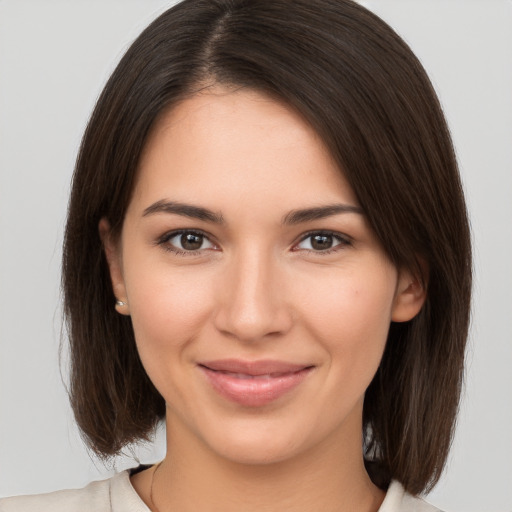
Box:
[149,462,163,512]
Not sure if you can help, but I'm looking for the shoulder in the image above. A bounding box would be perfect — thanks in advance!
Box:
[380,481,444,512]
[0,477,111,512]
[0,470,149,512]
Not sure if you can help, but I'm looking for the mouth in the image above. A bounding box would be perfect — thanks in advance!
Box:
[198,359,314,407]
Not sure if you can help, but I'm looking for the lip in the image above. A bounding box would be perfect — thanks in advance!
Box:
[198,359,314,407]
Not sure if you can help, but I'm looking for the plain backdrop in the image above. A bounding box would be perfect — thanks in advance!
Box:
[1,1,511,511]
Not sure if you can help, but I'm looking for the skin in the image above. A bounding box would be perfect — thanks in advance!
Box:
[100,86,426,512]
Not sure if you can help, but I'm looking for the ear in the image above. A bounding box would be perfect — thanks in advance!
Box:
[391,265,428,323]
[99,218,130,316]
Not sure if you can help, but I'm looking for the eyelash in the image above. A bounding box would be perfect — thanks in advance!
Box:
[294,230,352,255]
[156,229,352,256]
[156,229,215,256]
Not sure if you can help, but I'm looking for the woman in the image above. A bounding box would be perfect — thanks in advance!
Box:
[0,0,471,510]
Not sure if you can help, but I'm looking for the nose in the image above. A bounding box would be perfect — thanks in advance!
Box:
[213,248,293,343]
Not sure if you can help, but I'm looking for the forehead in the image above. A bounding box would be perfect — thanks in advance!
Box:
[133,86,358,213]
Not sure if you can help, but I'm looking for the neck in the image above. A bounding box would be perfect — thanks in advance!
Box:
[142,414,384,512]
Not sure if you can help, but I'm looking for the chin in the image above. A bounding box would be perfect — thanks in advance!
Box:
[196,416,321,467]
[214,438,303,466]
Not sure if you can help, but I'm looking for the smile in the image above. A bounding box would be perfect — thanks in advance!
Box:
[198,359,314,407]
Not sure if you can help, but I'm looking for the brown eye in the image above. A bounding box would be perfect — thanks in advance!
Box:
[295,232,350,253]
[162,230,215,253]
[181,233,204,250]
[310,234,334,250]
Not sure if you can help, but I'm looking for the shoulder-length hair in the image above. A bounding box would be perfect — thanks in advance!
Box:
[63,0,471,495]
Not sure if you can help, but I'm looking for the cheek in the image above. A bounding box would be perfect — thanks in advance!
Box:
[122,253,215,361]
[295,264,396,382]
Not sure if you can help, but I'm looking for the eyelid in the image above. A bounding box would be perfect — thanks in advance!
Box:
[155,228,352,256]
[156,228,218,255]
[293,230,352,253]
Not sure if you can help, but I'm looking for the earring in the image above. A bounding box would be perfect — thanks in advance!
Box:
[116,300,128,307]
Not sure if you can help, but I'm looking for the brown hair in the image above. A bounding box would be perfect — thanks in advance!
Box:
[63,0,471,495]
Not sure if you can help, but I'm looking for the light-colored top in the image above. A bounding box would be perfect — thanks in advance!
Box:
[0,470,442,512]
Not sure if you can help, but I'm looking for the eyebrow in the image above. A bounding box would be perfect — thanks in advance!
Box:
[142,200,363,225]
[282,203,364,225]
[143,200,225,224]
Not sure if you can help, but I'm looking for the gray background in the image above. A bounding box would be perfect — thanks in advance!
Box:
[1,1,511,510]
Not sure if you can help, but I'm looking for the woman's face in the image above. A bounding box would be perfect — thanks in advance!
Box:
[102,86,424,465]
